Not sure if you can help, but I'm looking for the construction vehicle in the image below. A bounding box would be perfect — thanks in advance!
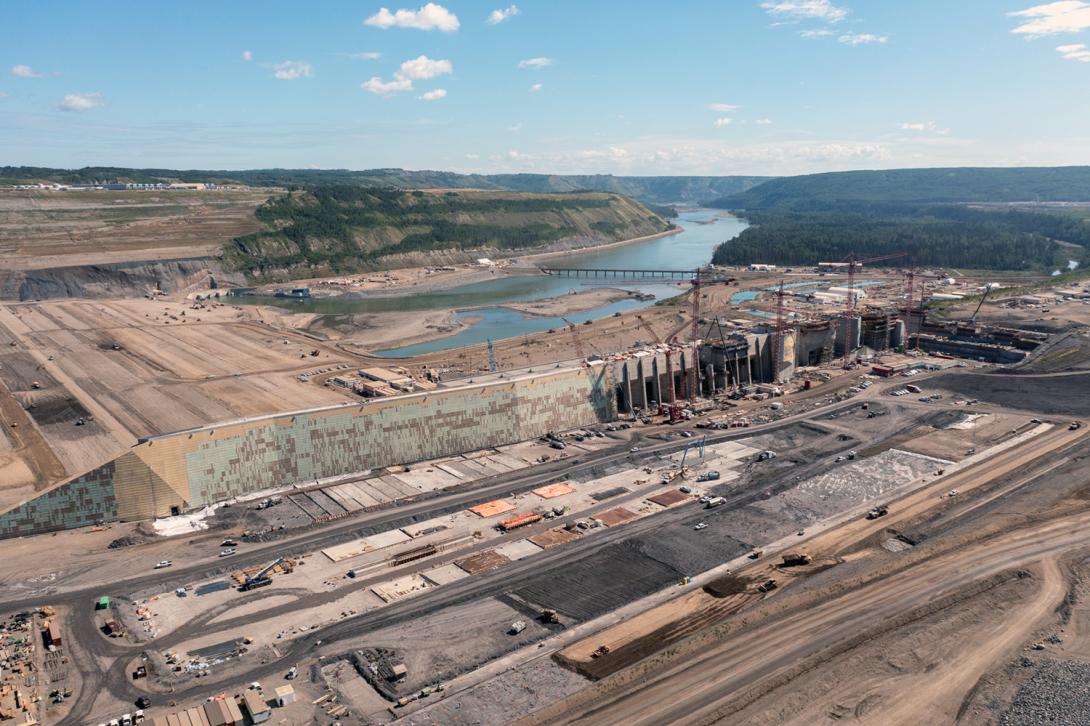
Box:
[697,470,720,482]
[240,558,283,591]
[540,608,560,624]
[486,339,498,373]
[757,450,777,461]
[865,505,889,519]
[757,579,778,593]
[509,620,527,635]
[748,550,763,560]
[1071,421,1082,431]
[286,665,298,680]
[781,552,812,567]
[590,645,611,659]
[705,496,726,509]
[969,285,992,325]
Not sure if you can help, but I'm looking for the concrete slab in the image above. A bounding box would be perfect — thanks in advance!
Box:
[322,529,412,562]
[421,563,471,586]
[493,539,544,561]
[532,482,576,499]
[371,574,431,603]
[470,499,517,518]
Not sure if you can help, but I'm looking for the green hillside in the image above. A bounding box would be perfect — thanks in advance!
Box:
[710,166,1090,212]
[225,186,671,279]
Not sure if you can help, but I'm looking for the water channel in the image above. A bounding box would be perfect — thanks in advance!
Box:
[242,208,749,357]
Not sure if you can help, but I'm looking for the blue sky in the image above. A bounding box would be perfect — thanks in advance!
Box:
[2,1,1089,175]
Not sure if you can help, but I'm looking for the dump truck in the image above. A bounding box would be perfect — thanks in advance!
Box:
[865,505,889,519]
[590,645,611,659]
[540,608,559,623]
[757,579,778,593]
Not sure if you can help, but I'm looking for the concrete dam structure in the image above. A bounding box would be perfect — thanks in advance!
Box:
[0,366,615,538]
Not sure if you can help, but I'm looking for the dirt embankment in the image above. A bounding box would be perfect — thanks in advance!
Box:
[0,258,246,301]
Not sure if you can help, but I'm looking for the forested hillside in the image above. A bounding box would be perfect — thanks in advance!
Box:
[710,166,1090,211]
[225,186,670,278]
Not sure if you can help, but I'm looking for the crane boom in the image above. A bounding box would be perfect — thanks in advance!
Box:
[970,286,992,324]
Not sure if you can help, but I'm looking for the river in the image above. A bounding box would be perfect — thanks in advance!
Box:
[243,208,748,357]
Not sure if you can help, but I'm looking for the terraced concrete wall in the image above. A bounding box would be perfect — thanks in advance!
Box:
[0,366,615,538]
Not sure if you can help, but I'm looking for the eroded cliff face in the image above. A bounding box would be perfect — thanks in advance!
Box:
[0,257,246,301]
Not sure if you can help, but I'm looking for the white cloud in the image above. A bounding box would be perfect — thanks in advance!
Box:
[800,28,834,37]
[11,64,46,78]
[487,5,520,24]
[518,57,553,69]
[897,121,950,134]
[713,117,734,127]
[362,54,452,96]
[707,102,740,112]
[361,76,414,96]
[345,51,383,60]
[465,153,480,160]
[0,91,9,100]
[242,50,253,62]
[397,55,453,79]
[756,118,773,125]
[365,3,460,32]
[418,88,447,100]
[761,0,849,22]
[838,32,888,45]
[529,83,542,92]
[59,92,103,112]
[1009,2,1090,36]
[1057,42,1090,59]
[508,122,524,131]
[271,60,313,80]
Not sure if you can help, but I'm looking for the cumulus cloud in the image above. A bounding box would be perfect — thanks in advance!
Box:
[59,92,103,112]
[714,117,734,127]
[897,121,950,134]
[242,50,253,61]
[365,3,460,32]
[530,83,542,92]
[418,88,447,100]
[361,76,414,96]
[707,102,740,112]
[271,60,313,80]
[361,54,452,96]
[518,57,552,69]
[1009,2,1090,36]
[508,122,524,131]
[838,32,888,45]
[756,118,773,125]
[11,64,46,78]
[1057,42,1090,59]
[398,54,453,79]
[487,5,520,24]
[761,0,848,22]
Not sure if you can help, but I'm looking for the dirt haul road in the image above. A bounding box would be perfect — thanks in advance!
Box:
[537,427,1090,726]
[547,513,1085,726]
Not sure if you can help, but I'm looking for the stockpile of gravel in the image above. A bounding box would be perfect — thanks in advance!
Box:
[1001,659,1090,725]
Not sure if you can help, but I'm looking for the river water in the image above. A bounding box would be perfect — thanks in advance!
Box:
[243,209,748,356]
